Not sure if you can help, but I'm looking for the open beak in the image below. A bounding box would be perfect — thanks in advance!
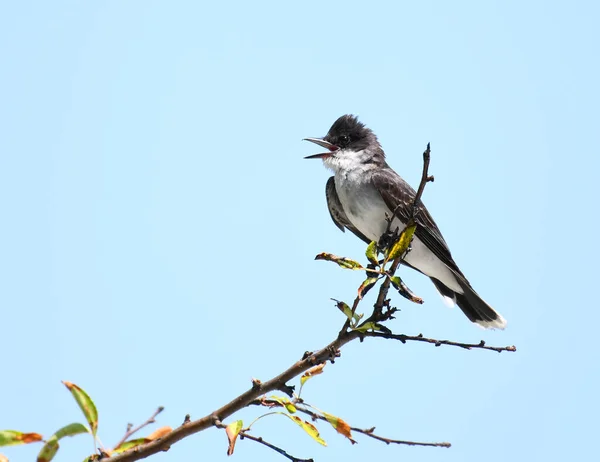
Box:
[303,138,339,159]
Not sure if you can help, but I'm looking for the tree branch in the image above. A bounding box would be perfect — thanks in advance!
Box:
[101,330,365,462]
[100,143,514,462]
[104,327,501,462]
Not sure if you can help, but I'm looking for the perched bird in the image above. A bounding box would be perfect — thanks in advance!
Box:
[304,115,506,329]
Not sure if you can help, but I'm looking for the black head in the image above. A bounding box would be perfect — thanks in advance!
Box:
[304,114,385,165]
[323,114,378,152]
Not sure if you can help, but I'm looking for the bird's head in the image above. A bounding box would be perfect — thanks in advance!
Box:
[304,114,384,172]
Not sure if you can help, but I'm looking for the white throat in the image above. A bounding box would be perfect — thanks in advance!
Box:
[323,149,378,183]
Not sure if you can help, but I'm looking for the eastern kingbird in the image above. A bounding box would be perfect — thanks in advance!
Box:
[304,114,506,329]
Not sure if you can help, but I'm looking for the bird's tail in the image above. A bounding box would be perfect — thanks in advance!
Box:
[430,276,507,329]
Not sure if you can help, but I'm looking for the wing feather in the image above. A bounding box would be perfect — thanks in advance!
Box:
[371,169,465,277]
[325,176,372,244]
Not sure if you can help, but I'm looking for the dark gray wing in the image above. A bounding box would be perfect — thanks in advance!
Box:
[325,176,371,244]
[371,168,465,277]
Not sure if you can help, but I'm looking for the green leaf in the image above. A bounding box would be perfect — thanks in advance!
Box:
[36,439,59,462]
[389,276,424,304]
[357,277,378,299]
[225,420,244,456]
[353,322,376,332]
[36,423,89,462]
[0,430,43,447]
[332,299,362,324]
[269,395,297,413]
[62,382,98,436]
[54,423,89,440]
[315,252,364,270]
[113,438,148,454]
[352,322,388,333]
[386,222,417,262]
[280,413,327,446]
[365,241,379,266]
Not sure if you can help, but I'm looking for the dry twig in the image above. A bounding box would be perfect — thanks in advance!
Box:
[113,407,164,450]
[240,432,314,462]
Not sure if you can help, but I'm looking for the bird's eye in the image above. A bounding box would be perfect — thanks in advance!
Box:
[339,135,350,145]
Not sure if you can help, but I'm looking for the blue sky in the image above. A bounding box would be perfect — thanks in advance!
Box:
[1,1,599,461]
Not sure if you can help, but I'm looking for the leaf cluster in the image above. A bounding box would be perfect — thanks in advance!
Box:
[1,382,169,461]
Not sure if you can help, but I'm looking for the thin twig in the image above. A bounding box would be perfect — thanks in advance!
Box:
[363,332,517,353]
[239,432,314,462]
[371,143,433,320]
[384,143,433,237]
[292,405,450,448]
[351,426,450,448]
[412,142,434,217]
[113,407,164,450]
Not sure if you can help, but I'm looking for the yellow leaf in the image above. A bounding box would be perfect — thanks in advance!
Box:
[300,363,325,386]
[285,415,327,446]
[386,222,417,262]
[225,420,243,456]
[323,413,356,444]
[146,426,171,441]
[269,396,297,413]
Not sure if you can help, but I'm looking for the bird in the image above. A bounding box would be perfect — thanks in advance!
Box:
[304,114,506,329]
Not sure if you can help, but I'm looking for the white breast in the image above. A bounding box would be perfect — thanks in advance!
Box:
[335,172,389,243]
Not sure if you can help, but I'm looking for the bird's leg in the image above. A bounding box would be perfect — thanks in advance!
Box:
[377,226,399,254]
[365,263,374,280]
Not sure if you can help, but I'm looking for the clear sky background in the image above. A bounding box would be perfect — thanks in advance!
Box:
[2,1,599,461]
